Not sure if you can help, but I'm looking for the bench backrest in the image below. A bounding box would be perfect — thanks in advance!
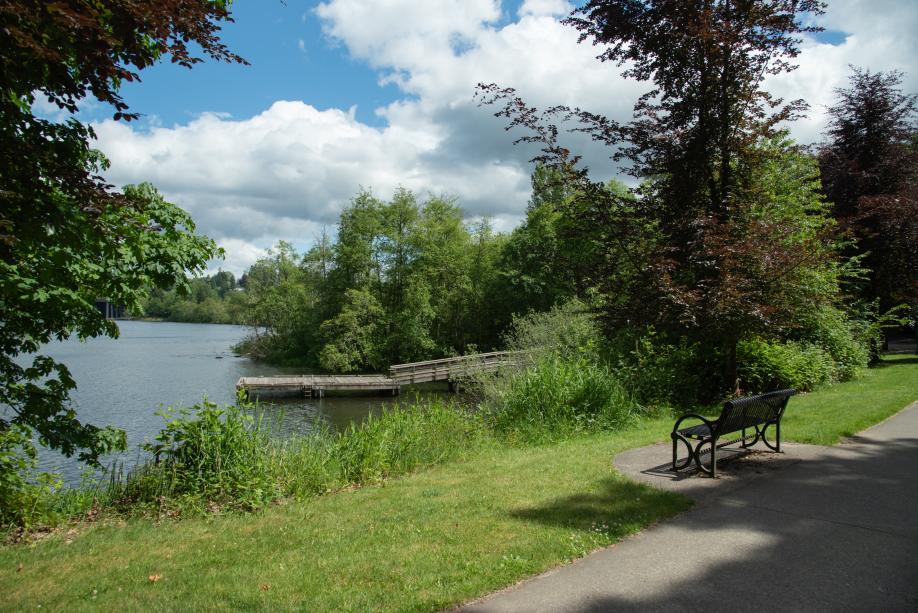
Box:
[715,389,795,436]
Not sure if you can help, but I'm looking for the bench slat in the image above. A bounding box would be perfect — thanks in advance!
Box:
[671,389,796,477]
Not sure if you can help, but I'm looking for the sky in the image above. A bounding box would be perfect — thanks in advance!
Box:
[50,0,918,276]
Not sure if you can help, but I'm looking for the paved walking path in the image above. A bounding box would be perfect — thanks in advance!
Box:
[461,402,918,612]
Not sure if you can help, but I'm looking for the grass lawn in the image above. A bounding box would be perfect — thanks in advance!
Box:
[0,354,915,611]
[782,353,918,445]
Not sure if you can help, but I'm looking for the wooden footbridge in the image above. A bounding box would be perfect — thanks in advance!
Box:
[236,351,520,398]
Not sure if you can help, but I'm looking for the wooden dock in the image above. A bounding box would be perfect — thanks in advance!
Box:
[236,351,520,398]
[235,375,398,398]
[388,351,519,385]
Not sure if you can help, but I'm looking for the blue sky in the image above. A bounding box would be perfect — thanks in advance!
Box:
[115,2,403,128]
[102,1,528,129]
[98,1,846,130]
[79,0,918,275]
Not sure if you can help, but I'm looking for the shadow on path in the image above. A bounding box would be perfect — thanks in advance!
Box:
[463,404,918,612]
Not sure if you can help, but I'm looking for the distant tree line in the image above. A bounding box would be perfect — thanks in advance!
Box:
[146,176,605,369]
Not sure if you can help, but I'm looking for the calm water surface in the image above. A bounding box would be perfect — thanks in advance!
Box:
[18,321,446,484]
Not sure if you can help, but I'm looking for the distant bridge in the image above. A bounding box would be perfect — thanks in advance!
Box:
[236,351,521,398]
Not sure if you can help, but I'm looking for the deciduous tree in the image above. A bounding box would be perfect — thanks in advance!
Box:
[480,0,837,390]
[0,1,244,463]
[819,68,918,318]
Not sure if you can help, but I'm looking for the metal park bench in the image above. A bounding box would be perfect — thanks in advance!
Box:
[671,389,796,477]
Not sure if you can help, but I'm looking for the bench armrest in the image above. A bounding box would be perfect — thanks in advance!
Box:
[672,413,715,435]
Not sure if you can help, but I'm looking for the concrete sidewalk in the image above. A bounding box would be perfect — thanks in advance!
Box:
[461,402,918,612]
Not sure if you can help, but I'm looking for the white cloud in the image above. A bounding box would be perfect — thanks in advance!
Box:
[518,0,572,18]
[92,0,918,276]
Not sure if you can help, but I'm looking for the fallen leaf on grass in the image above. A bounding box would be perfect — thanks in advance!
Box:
[148,574,162,583]
[260,584,270,592]
[17,563,23,573]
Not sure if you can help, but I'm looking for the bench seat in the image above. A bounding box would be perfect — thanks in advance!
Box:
[671,389,795,477]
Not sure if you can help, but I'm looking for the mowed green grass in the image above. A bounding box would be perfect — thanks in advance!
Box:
[782,353,918,445]
[0,354,915,612]
[0,419,688,612]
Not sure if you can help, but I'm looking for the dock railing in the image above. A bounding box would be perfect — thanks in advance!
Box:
[388,350,523,385]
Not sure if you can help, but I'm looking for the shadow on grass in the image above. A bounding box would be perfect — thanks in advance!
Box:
[873,356,918,368]
[509,476,691,533]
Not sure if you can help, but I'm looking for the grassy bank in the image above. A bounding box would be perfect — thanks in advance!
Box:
[782,353,918,444]
[0,354,915,611]
[0,419,687,611]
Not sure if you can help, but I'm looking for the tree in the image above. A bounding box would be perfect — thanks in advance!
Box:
[211,271,237,298]
[480,0,835,390]
[0,182,219,462]
[0,2,243,464]
[819,68,918,317]
[319,289,385,373]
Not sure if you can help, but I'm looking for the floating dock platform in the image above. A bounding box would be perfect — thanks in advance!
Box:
[236,375,398,398]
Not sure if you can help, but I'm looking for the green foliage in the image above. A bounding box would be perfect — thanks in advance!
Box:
[502,299,601,361]
[737,338,835,392]
[0,181,216,465]
[318,289,386,372]
[125,401,279,511]
[234,241,320,363]
[143,271,242,324]
[482,3,839,392]
[233,189,508,371]
[796,304,870,380]
[1,0,240,469]
[484,356,641,444]
[611,328,715,407]
[0,425,62,530]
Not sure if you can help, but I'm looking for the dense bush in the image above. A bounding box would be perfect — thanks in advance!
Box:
[0,424,61,529]
[610,328,720,406]
[737,338,836,392]
[503,299,602,361]
[117,401,280,511]
[473,302,646,442]
[796,305,870,381]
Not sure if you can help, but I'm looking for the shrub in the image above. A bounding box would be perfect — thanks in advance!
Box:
[503,299,602,361]
[737,337,835,392]
[609,328,720,406]
[116,400,279,511]
[484,355,641,443]
[0,424,62,530]
[796,305,869,381]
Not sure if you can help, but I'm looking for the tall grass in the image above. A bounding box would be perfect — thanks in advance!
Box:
[270,402,487,500]
[7,398,488,528]
[482,356,644,444]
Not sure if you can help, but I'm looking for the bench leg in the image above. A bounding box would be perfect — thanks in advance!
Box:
[691,439,718,477]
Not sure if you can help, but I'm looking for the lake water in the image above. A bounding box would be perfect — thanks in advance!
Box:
[13,321,447,484]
